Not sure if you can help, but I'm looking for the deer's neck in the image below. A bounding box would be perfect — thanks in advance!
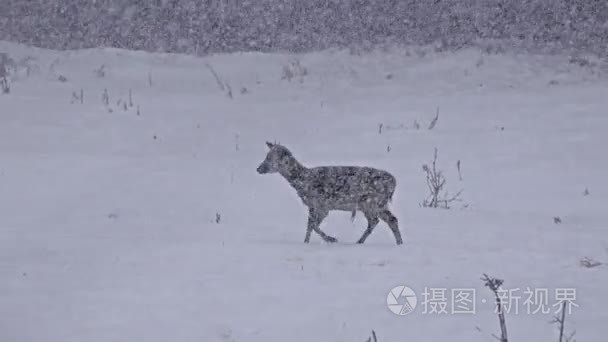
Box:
[279,159,308,191]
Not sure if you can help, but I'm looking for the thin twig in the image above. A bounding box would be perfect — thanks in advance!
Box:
[457,160,463,180]
[205,63,226,91]
[428,107,439,130]
[366,330,378,342]
[558,302,566,342]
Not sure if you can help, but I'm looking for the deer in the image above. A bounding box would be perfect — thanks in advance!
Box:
[256,142,403,245]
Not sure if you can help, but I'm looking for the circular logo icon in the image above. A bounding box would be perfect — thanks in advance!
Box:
[387,285,417,315]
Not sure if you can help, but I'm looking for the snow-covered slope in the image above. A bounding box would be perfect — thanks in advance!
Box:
[0,41,607,342]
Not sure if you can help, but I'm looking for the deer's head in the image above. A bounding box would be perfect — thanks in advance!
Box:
[256,142,294,174]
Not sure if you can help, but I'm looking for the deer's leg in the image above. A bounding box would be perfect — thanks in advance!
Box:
[305,208,336,243]
[356,211,379,244]
[304,208,321,243]
[379,210,403,245]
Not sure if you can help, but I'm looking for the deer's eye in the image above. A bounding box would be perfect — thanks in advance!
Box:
[276,150,289,159]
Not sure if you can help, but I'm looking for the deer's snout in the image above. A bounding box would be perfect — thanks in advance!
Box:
[257,163,269,174]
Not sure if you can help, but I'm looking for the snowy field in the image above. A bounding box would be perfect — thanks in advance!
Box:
[1,41,607,342]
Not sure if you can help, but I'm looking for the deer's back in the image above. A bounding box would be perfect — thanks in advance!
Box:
[297,166,396,210]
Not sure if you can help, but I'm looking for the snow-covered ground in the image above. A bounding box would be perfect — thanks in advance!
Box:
[1,41,607,342]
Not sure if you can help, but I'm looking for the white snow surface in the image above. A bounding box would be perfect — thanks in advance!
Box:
[1,41,607,342]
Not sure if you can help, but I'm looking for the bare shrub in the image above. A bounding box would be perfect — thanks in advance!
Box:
[101,89,138,113]
[579,256,602,268]
[421,148,463,209]
[118,99,128,111]
[0,53,11,94]
[569,56,594,68]
[95,64,106,78]
[8,55,40,80]
[550,301,576,342]
[0,78,8,94]
[234,134,240,151]
[225,83,233,99]
[481,274,508,342]
[2,53,44,89]
[281,58,308,83]
[71,89,84,104]
[378,123,407,132]
[102,88,110,107]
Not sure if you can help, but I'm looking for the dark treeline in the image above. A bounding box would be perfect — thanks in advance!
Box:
[0,0,607,55]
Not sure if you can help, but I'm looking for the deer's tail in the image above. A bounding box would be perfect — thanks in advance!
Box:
[387,175,396,204]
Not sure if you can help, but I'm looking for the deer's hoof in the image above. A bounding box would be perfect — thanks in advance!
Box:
[325,236,338,243]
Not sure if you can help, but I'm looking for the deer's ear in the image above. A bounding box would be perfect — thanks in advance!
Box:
[266,141,274,149]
